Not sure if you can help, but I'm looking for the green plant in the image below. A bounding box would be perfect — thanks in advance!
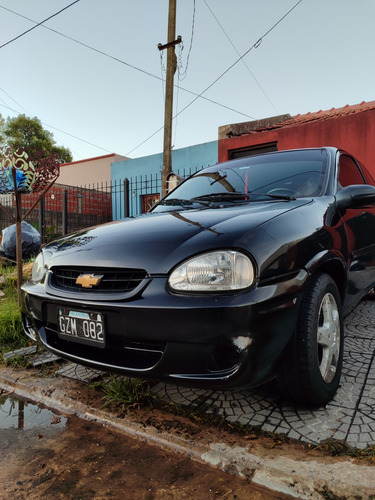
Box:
[4,354,31,368]
[94,376,153,411]
[0,299,27,351]
[0,263,28,355]
[44,225,62,243]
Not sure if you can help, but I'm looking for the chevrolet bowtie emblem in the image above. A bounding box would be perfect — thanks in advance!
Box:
[76,273,103,288]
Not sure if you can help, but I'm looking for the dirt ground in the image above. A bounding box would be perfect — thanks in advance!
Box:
[0,404,293,500]
[0,366,359,500]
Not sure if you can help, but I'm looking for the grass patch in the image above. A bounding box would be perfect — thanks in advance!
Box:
[93,376,154,411]
[93,376,270,441]
[310,438,375,465]
[0,262,30,357]
[350,444,375,465]
[309,438,352,457]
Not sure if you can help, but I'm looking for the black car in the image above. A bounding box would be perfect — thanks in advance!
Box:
[21,147,375,405]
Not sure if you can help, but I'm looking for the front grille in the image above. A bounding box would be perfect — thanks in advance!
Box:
[51,267,148,293]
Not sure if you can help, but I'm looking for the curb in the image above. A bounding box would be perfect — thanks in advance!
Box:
[1,368,374,499]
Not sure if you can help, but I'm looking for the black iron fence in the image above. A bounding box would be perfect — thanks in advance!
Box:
[119,167,197,218]
[0,182,120,243]
[0,169,196,243]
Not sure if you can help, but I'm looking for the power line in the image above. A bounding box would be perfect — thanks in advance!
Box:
[126,0,303,156]
[0,88,82,156]
[0,0,80,49]
[0,102,112,156]
[178,0,196,81]
[184,0,303,114]
[0,4,254,121]
[0,87,31,115]
[203,0,278,113]
[0,1,302,158]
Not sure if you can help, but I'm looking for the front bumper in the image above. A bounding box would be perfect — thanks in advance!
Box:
[21,270,307,389]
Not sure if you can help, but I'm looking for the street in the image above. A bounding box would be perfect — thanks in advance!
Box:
[0,394,292,500]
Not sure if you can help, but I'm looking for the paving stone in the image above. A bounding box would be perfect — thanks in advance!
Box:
[32,352,61,367]
[221,407,236,417]
[3,345,38,360]
[332,431,347,440]
[55,363,103,383]
[359,433,372,443]
[287,429,303,441]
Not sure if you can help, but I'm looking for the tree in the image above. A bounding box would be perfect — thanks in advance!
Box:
[0,113,5,145]
[1,114,73,164]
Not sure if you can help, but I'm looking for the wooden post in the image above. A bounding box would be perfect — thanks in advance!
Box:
[11,167,23,306]
[158,0,182,197]
[38,196,45,242]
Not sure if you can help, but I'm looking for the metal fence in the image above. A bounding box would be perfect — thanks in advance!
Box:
[119,167,198,219]
[0,168,198,243]
[0,182,119,243]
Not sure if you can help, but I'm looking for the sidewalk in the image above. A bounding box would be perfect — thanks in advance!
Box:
[153,298,375,449]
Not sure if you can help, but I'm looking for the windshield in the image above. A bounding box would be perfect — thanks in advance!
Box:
[153,149,329,211]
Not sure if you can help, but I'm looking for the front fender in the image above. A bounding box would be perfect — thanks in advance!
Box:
[305,250,346,277]
[304,250,347,304]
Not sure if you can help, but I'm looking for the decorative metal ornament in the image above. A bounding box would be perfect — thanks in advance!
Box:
[0,147,60,194]
[0,147,60,303]
[0,148,36,194]
[30,151,60,192]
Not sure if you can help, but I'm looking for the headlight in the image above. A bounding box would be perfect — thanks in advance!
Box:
[31,252,47,283]
[169,250,254,292]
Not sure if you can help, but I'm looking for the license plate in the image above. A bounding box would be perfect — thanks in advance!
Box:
[57,309,105,347]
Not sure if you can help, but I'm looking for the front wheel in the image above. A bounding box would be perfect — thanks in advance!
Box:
[278,273,344,406]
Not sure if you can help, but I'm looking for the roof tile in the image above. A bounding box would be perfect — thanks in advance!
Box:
[256,100,375,132]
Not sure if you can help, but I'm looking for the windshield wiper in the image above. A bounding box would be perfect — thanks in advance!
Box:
[162,192,296,208]
[193,192,296,202]
[192,192,247,201]
[159,197,211,207]
[159,198,193,206]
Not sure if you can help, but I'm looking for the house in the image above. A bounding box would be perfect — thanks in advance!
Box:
[218,101,375,177]
[59,153,128,186]
[111,141,218,218]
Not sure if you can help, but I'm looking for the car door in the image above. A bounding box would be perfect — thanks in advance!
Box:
[337,153,375,307]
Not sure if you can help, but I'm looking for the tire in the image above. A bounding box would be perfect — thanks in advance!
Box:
[278,273,344,406]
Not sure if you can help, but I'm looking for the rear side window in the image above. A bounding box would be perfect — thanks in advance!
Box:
[338,155,366,187]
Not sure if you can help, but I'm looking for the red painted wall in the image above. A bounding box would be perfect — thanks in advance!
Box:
[218,109,375,176]
[22,184,112,216]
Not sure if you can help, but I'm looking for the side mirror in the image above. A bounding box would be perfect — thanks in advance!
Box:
[336,184,375,210]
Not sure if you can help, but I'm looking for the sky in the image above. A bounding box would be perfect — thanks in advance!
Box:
[0,0,374,162]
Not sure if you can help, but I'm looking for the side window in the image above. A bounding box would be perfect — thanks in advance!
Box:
[338,155,366,188]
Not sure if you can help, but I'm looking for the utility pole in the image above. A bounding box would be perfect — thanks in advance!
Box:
[158,0,182,196]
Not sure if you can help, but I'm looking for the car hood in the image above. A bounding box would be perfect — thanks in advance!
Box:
[45,200,312,274]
